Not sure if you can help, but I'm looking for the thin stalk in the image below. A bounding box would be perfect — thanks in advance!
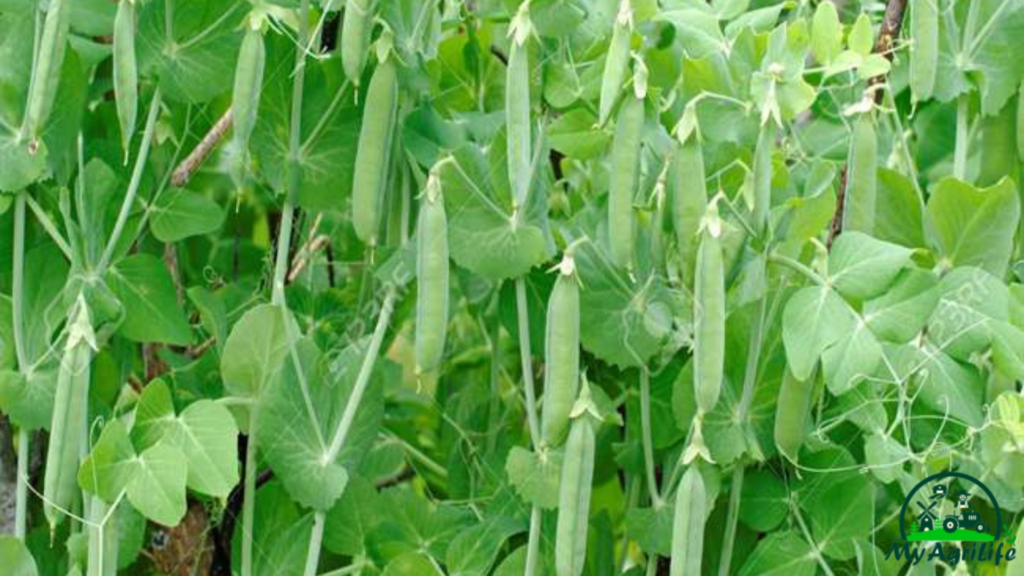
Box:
[12,192,29,539]
[767,253,823,286]
[302,512,326,576]
[97,88,163,275]
[23,193,73,260]
[317,561,369,576]
[485,308,502,454]
[240,410,259,576]
[953,94,969,181]
[271,202,295,305]
[638,368,662,506]
[515,277,542,576]
[322,288,397,463]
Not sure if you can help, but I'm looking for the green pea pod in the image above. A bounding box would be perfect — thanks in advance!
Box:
[909,0,938,103]
[672,137,707,283]
[694,226,724,415]
[24,0,70,139]
[541,257,580,447]
[341,0,373,86]
[608,94,644,270]
[113,0,137,157]
[669,466,707,576]
[415,174,449,375]
[506,36,531,208]
[352,57,398,246]
[43,340,92,529]
[751,122,774,237]
[844,113,877,235]
[231,26,266,183]
[555,416,595,576]
[774,366,814,463]
[598,1,632,126]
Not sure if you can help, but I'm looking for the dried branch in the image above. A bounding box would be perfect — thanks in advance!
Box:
[171,109,233,187]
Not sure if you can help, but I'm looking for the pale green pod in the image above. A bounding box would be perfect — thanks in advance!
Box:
[672,137,707,282]
[24,0,69,138]
[43,340,91,529]
[774,366,813,463]
[113,0,138,156]
[751,122,774,237]
[415,175,449,375]
[599,1,632,126]
[608,94,644,270]
[232,27,266,180]
[541,259,580,447]
[506,37,531,208]
[341,0,373,86]
[694,226,724,415]
[352,57,398,246]
[844,113,877,235]
[909,0,938,103]
[669,466,707,576]
[555,416,595,576]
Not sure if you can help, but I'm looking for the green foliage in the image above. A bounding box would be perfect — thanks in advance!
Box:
[2,0,1024,575]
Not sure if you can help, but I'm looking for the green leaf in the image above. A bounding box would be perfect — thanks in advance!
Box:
[874,168,925,249]
[383,553,444,576]
[889,343,985,427]
[445,516,524,576]
[798,444,872,560]
[965,0,1024,115]
[128,440,188,526]
[656,9,727,58]
[739,470,789,532]
[827,232,914,301]
[863,269,939,343]
[106,254,192,346]
[848,14,873,56]
[324,475,380,556]
[782,286,855,380]
[0,135,46,192]
[505,446,562,509]
[625,502,675,556]
[220,304,296,400]
[810,1,842,64]
[821,319,882,395]
[79,419,137,503]
[864,433,908,484]
[150,187,226,242]
[737,531,816,576]
[437,144,552,281]
[0,365,56,431]
[137,0,243,102]
[926,266,1008,361]
[926,177,1020,277]
[0,536,38,576]
[549,108,611,160]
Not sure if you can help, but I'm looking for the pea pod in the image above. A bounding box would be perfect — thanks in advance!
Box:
[608,93,644,270]
[506,16,531,208]
[693,217,724,415]
[24,0,69,139]
[669,467,707,576]
[750,122,774,237]
[231,26,266,184]
[415,173,449,375]
[43,313,93,530]
[341,0,373,86]
[599,0,632,126]
[672,136,707,282]
[555,416,595,576]
[774,366,814,463]
[113,0,137,157]
[352,56,398,246]
[844,113,877,235]
[541,255,580,447]
[909,0,938,103]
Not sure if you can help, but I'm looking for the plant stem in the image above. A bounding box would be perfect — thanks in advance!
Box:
[12,192,29,539]
[767,253,823,286]
[303,512,326,576]
[23,193,72,260]
[240,409,259,576]
[514,277,542,576]
[97,88,163,275]
[953,94,969,181]
[638,368,662,506]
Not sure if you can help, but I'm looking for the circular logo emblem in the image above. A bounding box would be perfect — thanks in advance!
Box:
[899,471,1002,542]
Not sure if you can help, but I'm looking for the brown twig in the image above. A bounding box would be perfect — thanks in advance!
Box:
[826,166,849,249]
[171,109,233,187]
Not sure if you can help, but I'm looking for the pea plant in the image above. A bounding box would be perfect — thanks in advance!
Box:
[1,0,1024,575]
